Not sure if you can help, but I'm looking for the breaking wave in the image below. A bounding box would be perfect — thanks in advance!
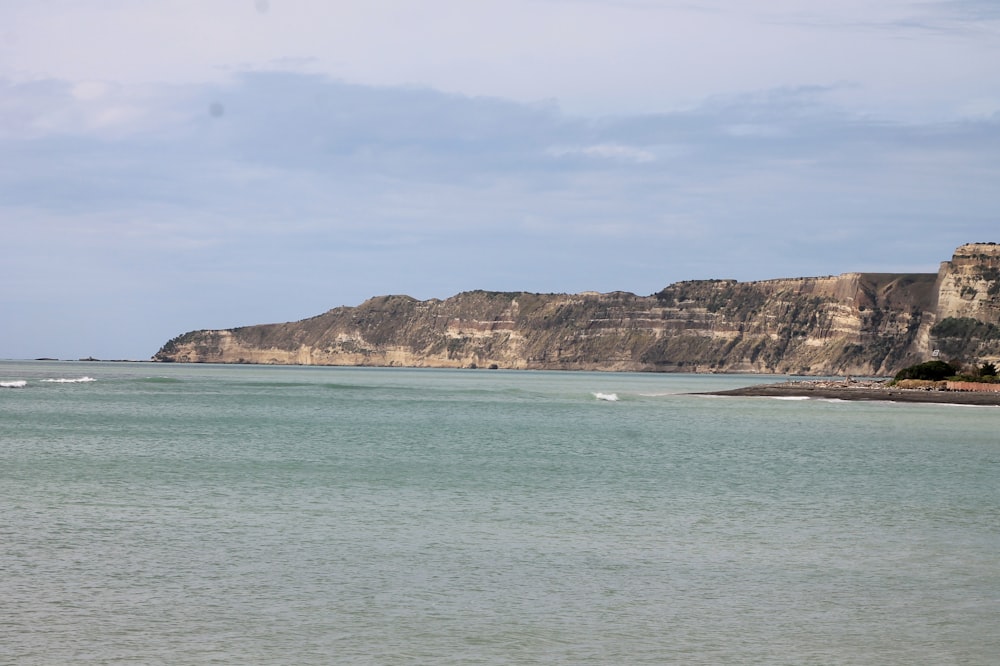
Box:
[40,377,97,384]
[593,392,619,402]
[1,380,27,388]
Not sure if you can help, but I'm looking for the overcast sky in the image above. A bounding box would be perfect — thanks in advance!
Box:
[2,0,999,360]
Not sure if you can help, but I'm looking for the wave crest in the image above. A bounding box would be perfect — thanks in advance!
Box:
[41,377,97,384]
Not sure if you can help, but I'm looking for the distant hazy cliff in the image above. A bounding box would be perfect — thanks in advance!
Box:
[154,243,1000,375]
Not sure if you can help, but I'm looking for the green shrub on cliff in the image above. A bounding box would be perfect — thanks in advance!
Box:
[931,317,1000,340]
[893,360,956,382]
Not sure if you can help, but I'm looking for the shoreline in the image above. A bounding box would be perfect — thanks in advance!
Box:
[700,380,1000,406]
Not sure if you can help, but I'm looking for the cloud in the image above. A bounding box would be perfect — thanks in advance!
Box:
[0,78,193,139]
[4,71,996,246]
[547,143,657,163]
[3,1,998,121]
[928,0,1000,21]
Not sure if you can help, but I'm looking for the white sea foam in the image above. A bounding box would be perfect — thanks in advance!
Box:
[771,396,810,401]
[935,402,989,409]
[1,380,27,388]
[593,392,619,402]
[41,377,97,384]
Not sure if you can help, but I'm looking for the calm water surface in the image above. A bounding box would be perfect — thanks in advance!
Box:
[2,361,998,664]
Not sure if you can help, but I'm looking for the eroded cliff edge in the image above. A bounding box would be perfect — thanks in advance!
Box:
[154,243,1000,375]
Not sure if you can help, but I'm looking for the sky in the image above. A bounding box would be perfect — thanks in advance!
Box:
[2,0,999,360]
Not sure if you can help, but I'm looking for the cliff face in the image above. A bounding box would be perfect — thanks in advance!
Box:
[928,243,1000,362]
[933,243,1000,321]
[154,244,1000,375]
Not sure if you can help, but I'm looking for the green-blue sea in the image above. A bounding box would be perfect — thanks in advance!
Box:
[2,360,998,664]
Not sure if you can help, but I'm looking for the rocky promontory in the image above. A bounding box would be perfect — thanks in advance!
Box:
[154,243,1000,376]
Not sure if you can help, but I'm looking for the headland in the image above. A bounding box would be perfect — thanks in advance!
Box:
[153,243,1000,376]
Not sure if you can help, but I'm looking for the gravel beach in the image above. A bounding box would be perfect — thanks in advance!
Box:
[701,379,1000,406]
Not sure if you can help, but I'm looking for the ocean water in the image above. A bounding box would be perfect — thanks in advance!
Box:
[1,360,998,665]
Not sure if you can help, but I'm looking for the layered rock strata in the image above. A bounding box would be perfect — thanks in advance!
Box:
[154,244,1000,375]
